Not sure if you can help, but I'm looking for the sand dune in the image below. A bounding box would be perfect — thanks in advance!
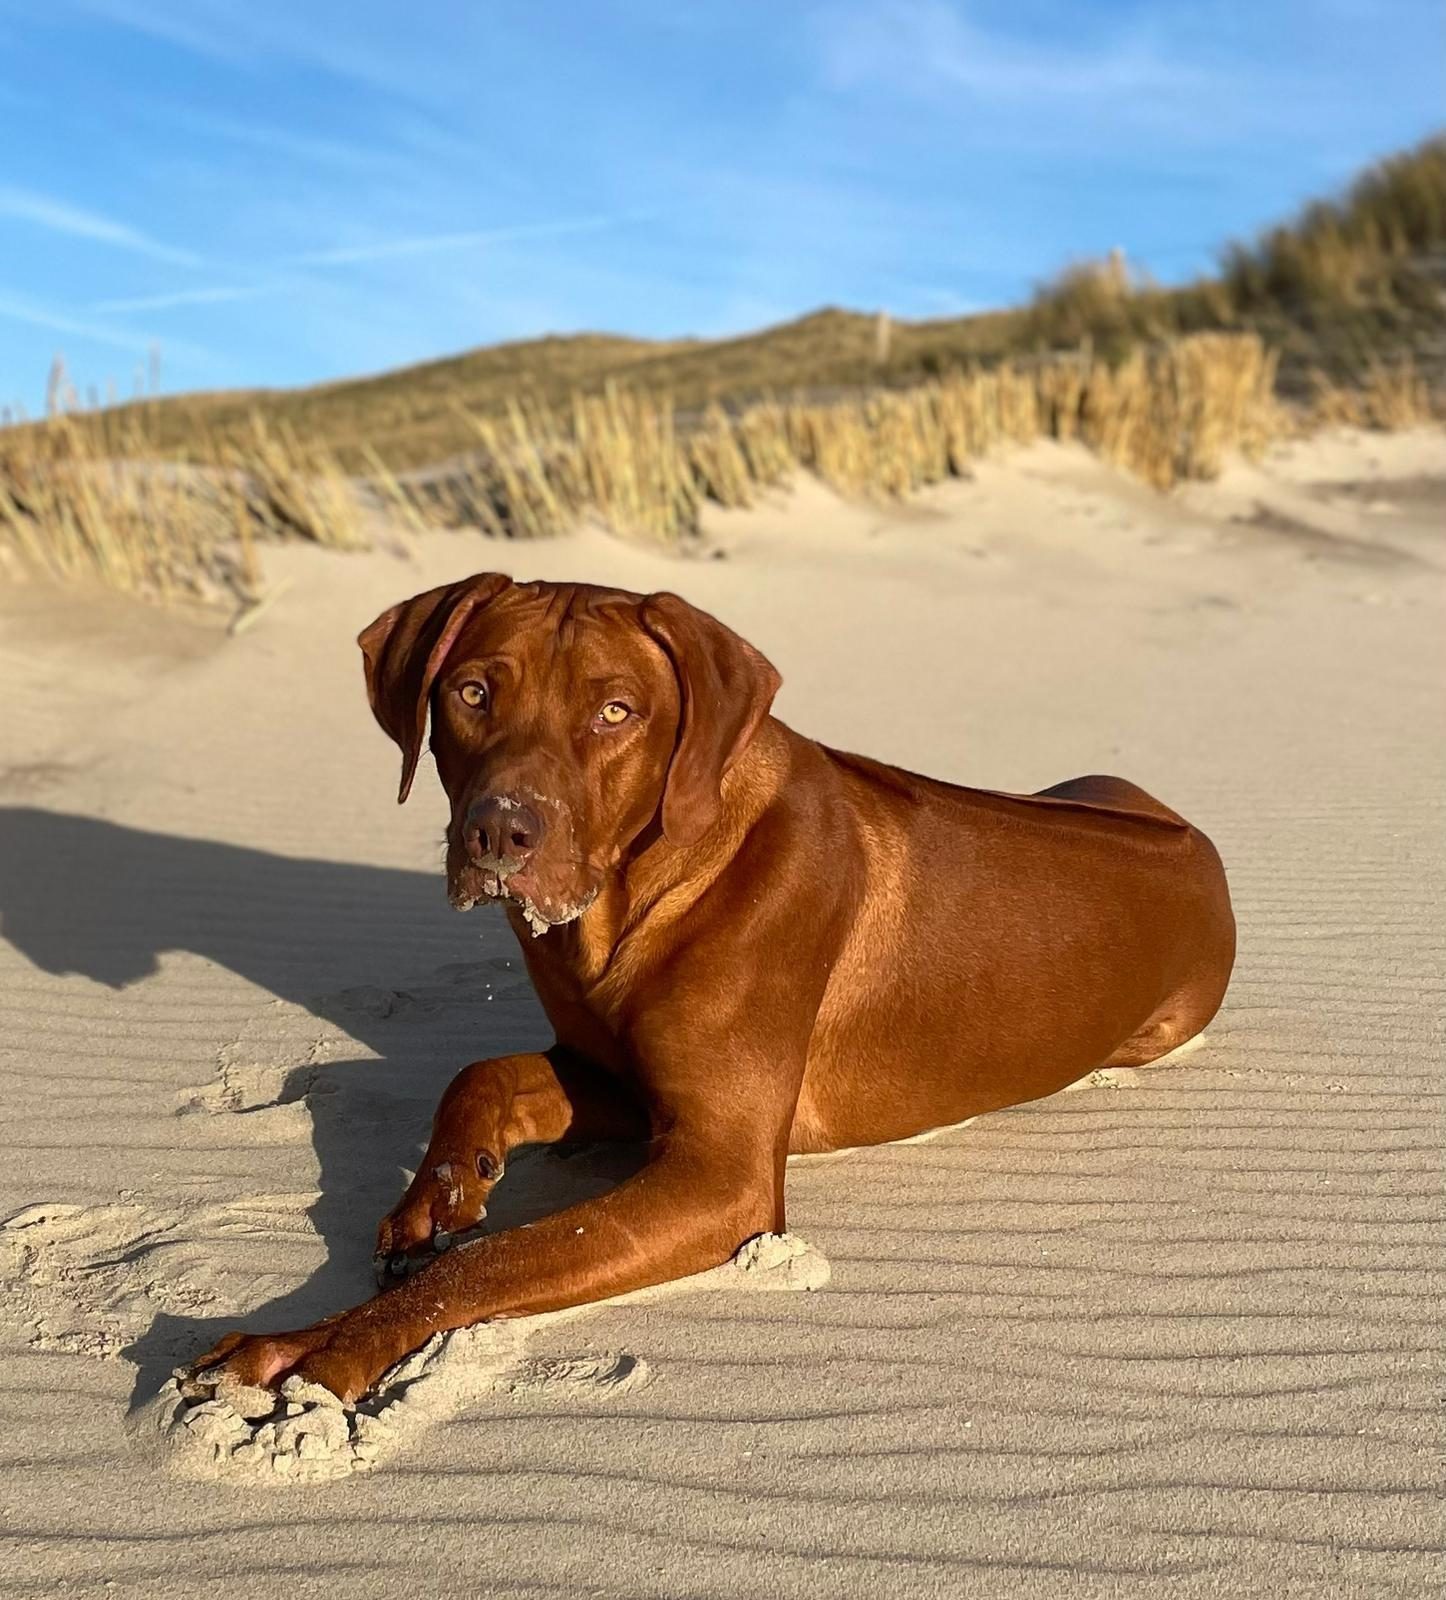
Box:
[0,429,1442,1597]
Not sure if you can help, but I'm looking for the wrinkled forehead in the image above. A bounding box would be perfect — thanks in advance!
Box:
[448,582,659,685]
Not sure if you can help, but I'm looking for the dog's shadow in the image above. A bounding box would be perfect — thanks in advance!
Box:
[0,806,645,1404]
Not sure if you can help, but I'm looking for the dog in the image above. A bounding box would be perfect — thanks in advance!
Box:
[196,573,1235,1400]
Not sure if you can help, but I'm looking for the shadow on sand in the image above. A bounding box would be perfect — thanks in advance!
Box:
[0,806,644,1402]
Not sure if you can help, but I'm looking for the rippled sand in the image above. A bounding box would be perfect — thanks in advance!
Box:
[1,427,1441,1598]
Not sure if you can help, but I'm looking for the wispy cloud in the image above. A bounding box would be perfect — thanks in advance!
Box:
[0,183,202,268]
[89,284,273,314]
[818,0,1215,107]
[158,106,391,173]
[0,286,166,353]
[56,0,439,99]
[290,212,649,267]
[0,287,221,387]
[75,213,650,323]
[54,0,255,65]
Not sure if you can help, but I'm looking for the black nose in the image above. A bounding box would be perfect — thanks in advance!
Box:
[465,796,545,867]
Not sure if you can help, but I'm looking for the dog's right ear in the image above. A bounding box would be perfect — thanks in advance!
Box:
[357,572,512,802]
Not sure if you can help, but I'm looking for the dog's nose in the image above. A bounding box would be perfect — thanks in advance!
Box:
[465,796,545,867]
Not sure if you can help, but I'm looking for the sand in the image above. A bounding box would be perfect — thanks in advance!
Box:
[0,427,1442,1597]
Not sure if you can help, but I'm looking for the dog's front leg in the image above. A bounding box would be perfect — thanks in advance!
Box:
[373,1047,645,1279]
[194,1112,784,1402]
[193,886,843,1402]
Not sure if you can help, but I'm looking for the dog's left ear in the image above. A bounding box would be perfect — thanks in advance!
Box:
[641,592,781,848]
[358,572,512,802]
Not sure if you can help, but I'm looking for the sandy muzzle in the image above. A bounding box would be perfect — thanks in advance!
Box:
[447,855,600,937]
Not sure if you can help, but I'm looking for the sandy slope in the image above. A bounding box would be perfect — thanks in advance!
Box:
[0,429,1441,1598]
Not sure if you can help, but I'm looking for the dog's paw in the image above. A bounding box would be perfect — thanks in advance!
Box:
[188,1325,337,1393]
[373,1153,500,1286]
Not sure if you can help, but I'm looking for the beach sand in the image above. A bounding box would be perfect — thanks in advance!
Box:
[0,428,1441,1597]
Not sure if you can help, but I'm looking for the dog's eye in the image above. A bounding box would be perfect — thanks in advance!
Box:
[458,682,488,710]
[597,701,631,726]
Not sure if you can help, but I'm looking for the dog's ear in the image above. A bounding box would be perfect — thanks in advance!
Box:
[641,592,781,848]
[358,572,512,802]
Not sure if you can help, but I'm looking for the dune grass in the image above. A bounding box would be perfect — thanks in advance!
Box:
[1306,358,1436,430]
[3,331,1437,600]
[0,411,368,602]
[0,332,1321,594]
[1222,138,1446,312]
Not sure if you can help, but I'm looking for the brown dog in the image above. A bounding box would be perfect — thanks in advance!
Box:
[196,573,1235,1401]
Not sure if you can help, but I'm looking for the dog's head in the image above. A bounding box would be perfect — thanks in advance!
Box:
[358,574,779,931]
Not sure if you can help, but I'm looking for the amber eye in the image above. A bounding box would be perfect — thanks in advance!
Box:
[598,701,630,726]
[458,682,487,709]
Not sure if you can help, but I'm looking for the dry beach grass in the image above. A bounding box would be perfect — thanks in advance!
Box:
[7,331,1436,603]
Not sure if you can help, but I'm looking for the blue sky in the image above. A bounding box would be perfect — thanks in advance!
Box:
[0,1,1440,411]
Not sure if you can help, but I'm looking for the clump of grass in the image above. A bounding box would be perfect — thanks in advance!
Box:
[228,416,369,551]
[1023,252,1184,358]
[1075,334,1281,488]
[452,400,576,540]
[0,417,230,598]
[1224,138,1446,312]
[1306,357,1436,430]
[0,408,370,601]
[424,387,703,542]
[759,335,1278,501]
[571,386,699,543]
[687,403,764,508]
